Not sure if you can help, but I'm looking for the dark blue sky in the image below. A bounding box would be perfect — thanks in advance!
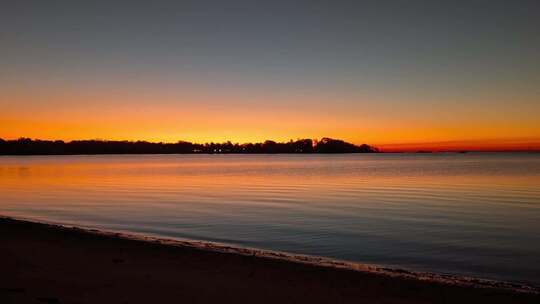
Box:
[1,0,539,145]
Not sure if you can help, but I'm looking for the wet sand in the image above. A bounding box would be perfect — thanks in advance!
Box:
[1,216,538,304]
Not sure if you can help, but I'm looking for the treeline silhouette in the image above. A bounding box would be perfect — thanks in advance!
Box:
[0,138,378,155]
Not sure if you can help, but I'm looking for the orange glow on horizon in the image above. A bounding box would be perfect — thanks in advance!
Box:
[377,139,540,152]
[2,87,540,152]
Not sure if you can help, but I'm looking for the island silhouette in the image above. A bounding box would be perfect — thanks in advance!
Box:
[0,137,379,155]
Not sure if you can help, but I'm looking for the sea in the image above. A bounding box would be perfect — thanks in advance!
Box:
[1,153,539,284]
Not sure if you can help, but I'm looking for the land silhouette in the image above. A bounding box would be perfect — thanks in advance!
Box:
[0,137,378,155]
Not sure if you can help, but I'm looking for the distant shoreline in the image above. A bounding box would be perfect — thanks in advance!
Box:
[1,215,538,303]
[1,151,539,156]
[2,138,540,155]
[0,137,379,155]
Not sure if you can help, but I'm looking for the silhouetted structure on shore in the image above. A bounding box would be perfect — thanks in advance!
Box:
[0,138,379,155]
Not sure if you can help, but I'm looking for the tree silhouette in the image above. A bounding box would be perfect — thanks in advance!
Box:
[0,137,379,155]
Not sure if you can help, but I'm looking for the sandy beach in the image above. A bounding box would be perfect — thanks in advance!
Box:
[1,216,538,304]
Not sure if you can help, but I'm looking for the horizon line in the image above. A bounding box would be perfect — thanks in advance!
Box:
[2,137,540,153]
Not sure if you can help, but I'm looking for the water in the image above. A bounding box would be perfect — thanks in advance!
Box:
[1,153,539,284]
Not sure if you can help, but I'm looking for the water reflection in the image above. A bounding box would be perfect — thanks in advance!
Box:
[1,153,539,284]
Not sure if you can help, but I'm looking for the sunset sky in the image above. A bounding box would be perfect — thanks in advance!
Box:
[2,1,540,151]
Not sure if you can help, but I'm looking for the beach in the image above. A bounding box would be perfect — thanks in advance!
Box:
[1,216,538,304]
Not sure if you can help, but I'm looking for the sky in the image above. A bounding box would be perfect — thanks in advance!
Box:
[1,0,540,151]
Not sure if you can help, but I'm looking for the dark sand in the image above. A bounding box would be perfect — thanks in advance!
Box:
[1,217,538,304]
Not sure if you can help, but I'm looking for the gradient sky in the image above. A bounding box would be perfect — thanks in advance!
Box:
[2,0,540,150]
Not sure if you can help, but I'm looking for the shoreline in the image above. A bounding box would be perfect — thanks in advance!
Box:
[1,151,540,156]
[1,215,539,303]
[2,215,538,294]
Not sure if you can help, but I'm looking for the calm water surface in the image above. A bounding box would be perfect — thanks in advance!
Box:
[1,153,539,284]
